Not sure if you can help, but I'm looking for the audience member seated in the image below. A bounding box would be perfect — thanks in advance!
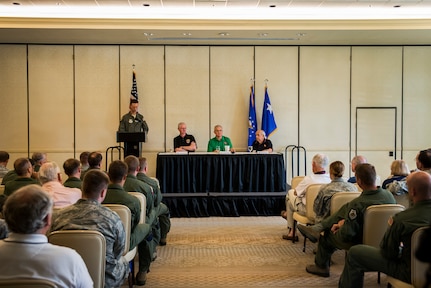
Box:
[174,122,197,152]
[79,151,90,172]
[4,158,40,196]
[51,170,128,288]
[251,129,273,152]
[282,153,331,241]
[207,124,235,152]
[0,151,10,178]
[339,171,431,287]
[415,149,431,174]
[32,152,47,173]
[0,219,8,239]
[137,156,171,246]
[80,151,103,180]
[313,161,358,223]
[102,160,153,286]
[1,168,17,185]
[382,159,410,196]
[416,224,431,287]
[39,161,81,209]
[0,185,92,287]
[63,158,83,189]
[298,163,396,277]
[347,155,367,183]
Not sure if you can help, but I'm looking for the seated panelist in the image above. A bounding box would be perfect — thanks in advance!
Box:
[252,130,273,152]
[174,122,196,152]
[207,125,235,152]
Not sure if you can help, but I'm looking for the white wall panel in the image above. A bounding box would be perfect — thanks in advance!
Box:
[165,46,210,151]
[255,46,299,153]
[403,46,431,170]
[210,47,254,150]
[299,46,352,174]
[75,45,119,170]
[120,46,165,153]
[0,45,29,163]
[28,45,75,165]
[351,47,403,177]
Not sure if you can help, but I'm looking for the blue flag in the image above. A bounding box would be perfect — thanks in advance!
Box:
[130,70,138,102]
[261,87,277,137]
[248,86,257,146]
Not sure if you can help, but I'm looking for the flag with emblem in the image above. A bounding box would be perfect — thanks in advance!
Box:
[130,69,138,102]
[248,85,257,146]
[261,86,277,137]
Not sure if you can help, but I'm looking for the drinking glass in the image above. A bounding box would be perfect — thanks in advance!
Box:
[248,146,253,152]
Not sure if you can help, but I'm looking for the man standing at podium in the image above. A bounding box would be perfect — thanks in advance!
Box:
[119,99,149,157]
[119,99,149,134]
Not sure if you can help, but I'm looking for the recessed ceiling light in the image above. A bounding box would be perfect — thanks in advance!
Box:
[296,33,306,37]
[258,33,268,37]
[182,32,192,36]
[143,32,154,36]
[218,32,229,36]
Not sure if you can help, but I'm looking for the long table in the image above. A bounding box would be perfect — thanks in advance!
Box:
[156,152,286,217]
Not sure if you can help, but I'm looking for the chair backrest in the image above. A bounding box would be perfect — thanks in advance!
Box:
[48,230,106,288]
[363,204,405,248]
[0,279,58,287]
[150,176,161,189]
[128,192,146,223]
[330,191,362,215]
[305,184,323,220]
[103,204,131,255]
[354,183,362,192]
[411,226,429,288]
[291,176,305,190]
[0,185,4,195]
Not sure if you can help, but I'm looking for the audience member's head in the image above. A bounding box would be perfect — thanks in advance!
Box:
[390,159,410,177]
[138,157,148,173]
[355,163,377,189]
[31,152,47,166]
[329,161,345,179]
[4,184,53,234]
[108,160,128,183]
[124,155,139,174]
[406,171,431,204]
[79,151,90,168]
[88,152,103,168]
[416,149,431,171]
[14,158,33,177]
[351,155,367,173]
[39,162,61,184]
[0,151,10,165]
[63,158,81,177]
[82,170,109,201]
[312,154,329,173]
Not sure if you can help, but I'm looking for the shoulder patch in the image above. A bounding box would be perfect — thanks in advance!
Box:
[348,208,357,220]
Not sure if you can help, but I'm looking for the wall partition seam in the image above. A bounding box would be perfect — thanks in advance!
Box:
[118,45,122,135]
[163,46,167,152]
[297,46,300,147]
[26,44,30,158]
[400,46,404,159]
[73,45,76,158]
[208,46,212,140]
[349,46,353,171]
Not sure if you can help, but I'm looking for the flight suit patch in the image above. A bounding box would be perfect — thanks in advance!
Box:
[349,209,357,220]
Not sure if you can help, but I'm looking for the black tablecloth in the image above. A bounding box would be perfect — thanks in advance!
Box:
[156,152,286,193]
[156,152,286,217]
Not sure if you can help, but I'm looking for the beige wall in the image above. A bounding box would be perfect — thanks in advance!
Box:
[1,44,430,180]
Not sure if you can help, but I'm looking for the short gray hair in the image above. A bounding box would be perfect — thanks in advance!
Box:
[4,185,53,234]
[39,161,60,184]
[313,154,329,169]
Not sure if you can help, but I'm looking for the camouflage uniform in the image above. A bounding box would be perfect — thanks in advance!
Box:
[314,188,396,269]
[339,199,431,287]
[51,199,128,288]
[313,178,358,223]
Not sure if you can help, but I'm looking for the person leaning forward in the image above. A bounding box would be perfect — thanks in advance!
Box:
[298,163,396,278]
[338,171,431,287]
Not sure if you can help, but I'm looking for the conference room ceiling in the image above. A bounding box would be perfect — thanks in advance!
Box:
[1,0,431,45]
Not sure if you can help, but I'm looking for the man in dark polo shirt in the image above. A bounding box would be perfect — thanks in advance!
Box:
[173,122,196,152]
[4,158,40,196]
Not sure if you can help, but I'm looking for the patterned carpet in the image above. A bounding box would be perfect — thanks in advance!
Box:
[129,217,388,288]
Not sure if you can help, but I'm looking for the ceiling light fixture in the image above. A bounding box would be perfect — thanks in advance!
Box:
[182,32,192,36]
[258,33,268,37]
[143,32,154,36]
[218,32,229,36]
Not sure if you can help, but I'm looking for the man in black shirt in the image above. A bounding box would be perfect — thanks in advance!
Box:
[173,122,197,152]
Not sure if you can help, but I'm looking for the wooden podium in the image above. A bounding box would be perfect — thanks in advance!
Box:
[116,131,146,157]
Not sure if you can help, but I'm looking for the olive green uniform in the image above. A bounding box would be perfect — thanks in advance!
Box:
[4,177,40,196]
[339,199,431,287]
[315,188,396,269]
[63,177,82,189]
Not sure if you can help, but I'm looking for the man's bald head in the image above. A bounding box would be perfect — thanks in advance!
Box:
[406,171,431,203]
